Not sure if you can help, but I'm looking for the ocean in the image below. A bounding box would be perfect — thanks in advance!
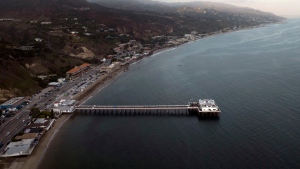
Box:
[39,19,300,169]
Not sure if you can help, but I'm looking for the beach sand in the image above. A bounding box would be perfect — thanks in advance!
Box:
[3,115,71,169]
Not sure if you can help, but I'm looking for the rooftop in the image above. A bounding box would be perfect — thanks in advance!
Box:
[199,99,218,107]
[34,118,49,124]
[1,97,24,106]
[1,139,35,157]
[15,133,39,140]
[67,63,91,74]
[1,97,30,107]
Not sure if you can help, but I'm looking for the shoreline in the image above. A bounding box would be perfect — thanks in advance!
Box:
[1,22,283,169]
[73,24,272,106]
[77,65,129,105]
[2,115,71,169]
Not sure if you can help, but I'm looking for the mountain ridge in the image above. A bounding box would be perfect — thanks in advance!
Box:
[0,0,285,102]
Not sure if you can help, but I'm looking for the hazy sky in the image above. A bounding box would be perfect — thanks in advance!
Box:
[157,0,300,17]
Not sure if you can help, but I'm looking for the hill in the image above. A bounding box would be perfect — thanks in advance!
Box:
[0,0,285,102]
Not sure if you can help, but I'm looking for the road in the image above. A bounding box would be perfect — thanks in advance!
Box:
[0,65,101,152]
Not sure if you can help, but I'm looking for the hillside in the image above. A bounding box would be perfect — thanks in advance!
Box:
[0,0,285,102]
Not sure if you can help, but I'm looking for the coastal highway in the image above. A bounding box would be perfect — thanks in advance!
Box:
[0,65,101,152]
[0,110,30,151]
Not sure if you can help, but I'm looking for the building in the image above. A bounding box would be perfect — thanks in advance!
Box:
[53,106,75,114]
[0,97,30,110]
[34,38,43,42]
[66,63,91,79]
[100,62,120,74]
[1,139,37,157]
[57,78,66,83]
[53,99,76,114]
[199,99,219,111]
[48,82,61,87]
[41,22,52,25]
[26,118,55,131]
[184,34,196,41]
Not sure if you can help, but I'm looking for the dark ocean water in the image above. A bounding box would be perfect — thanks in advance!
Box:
[39,19,300,169]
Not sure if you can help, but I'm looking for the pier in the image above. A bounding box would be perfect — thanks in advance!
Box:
[74,99,221,118]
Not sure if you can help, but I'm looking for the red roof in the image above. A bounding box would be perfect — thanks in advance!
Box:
[67,63,91,74]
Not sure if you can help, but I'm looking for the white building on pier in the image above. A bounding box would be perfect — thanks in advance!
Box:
[199,99,219,111]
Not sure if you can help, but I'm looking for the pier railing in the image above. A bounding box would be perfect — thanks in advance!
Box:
[74,105,220,118]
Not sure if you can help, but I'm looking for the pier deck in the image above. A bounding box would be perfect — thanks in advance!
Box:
[75,104,221,117]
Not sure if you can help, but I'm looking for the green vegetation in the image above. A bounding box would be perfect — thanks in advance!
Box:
[30,107,55,119]
[30,107,40,118]
[38,110,55,119]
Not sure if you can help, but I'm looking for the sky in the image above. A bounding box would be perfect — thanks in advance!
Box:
[157,0,300,17]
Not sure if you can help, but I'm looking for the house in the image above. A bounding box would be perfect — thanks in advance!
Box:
[58,78,66,83]
[26,118,55,131]
[34,38,43,42]
[184,34,196,41]
[70,31,78,34]
[66,63,91,79]
[100,62,120,74]
[143,49,152,56]
[30,20,38,24]
[41,22,52,25]
[0,139,36,157]
[48,82,61,87]
[103,59,112,66]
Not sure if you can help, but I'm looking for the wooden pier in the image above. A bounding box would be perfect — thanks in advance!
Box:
[74,103,220,118]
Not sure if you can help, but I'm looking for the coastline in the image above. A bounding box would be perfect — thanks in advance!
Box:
[77,65,129,105]
[71,21,286,106]
[3,115,71,169]
[76,47,177,106]
[1,22,282,169]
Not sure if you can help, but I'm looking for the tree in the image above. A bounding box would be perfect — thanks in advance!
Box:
[30,107,40,118]
[50,109,55,119]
